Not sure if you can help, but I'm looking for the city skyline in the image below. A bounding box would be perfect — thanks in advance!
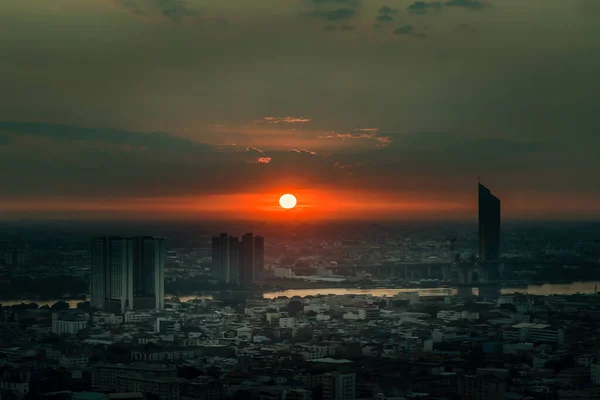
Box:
[1,2,600,399]
[0,0,598,221]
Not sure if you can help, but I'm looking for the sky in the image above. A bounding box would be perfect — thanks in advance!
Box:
[0,0,599,221]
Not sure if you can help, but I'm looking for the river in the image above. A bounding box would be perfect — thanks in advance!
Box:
[261,280,600,299]
[2,281,599,308]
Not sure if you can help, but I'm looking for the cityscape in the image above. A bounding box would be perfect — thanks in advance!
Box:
[1,1,600,400]
[1,182,600,400]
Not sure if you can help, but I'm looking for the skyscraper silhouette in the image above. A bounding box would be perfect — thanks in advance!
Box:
[478,182,501,262]
[212,233,237,284]
[90,236,164,314]
[212,233,264,284]
[240,233,265,282]
[239,233,255,283]
[254,235,265,281]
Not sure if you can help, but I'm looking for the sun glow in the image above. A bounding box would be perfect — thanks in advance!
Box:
[279,193,297,209]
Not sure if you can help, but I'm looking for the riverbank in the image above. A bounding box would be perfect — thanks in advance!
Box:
[3,280,600,308]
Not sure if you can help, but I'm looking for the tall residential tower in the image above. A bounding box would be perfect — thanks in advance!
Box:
[90,236,164,314]
[212,233,264,284]
[211,233,240,284]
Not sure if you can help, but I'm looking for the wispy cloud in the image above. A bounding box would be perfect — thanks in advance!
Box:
[299,8,357,21]
[376,15,394,22]
[376,136,393,147]
[355,128,379,133]
[394,25,428,38]
[246,147,263,153]
[317,130,392,148]
[317,132,375,140]
[378,6,397,14]
[407,1,443,14]
[311,0,360,5]
[445,0,487,10]
[317,132,376,140]
[261,116,312,124]
[290,148,317,155]
[119,0,194,24]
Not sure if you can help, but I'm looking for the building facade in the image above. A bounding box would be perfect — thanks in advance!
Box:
[52,311,88,335]
[92,363,177,391]
[90,236,164,314]
[212,233,264,284]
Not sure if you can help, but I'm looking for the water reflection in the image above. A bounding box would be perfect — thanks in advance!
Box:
[262,281,600,299]
[1,281,598,307]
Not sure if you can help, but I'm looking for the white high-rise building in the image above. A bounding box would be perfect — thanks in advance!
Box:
[90,236,164,314]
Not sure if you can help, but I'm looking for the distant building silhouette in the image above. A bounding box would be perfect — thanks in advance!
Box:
[478,182,501,262]
[4,241,32,267]
[212,233,239,284]
[212,233,264,284]
[254,235,265,280]
[90,236,164,314]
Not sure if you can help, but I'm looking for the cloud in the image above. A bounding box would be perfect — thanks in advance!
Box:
[318,132,375,140]
[299,8,357,21]
[311,0,360,5]
[354,128,379,133]
[393,25,428,38]
[407,1,443,14]
[0,121,211,153]
[0,121,337,199]
[119,0,194,24]
[261,116,311,124]
[317,131,392,148]
[376,136,393,147]
[0,121,583,219]
[444,0,487,10]
[378,6,397,14]
[290,148,318,155]
[376,15,394,22]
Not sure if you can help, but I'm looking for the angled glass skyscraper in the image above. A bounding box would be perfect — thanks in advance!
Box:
[478,183,501,262]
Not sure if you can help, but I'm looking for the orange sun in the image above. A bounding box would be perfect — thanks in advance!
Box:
[279,193,297,209]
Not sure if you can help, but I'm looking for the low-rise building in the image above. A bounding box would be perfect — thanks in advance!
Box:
[52,312,88,335]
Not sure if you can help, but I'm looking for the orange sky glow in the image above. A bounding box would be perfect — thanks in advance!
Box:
[0,189,598,221]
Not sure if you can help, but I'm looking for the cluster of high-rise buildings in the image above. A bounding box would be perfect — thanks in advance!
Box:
[90,236,165,314]
[88,233,265,315]
[212,233,264,284]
